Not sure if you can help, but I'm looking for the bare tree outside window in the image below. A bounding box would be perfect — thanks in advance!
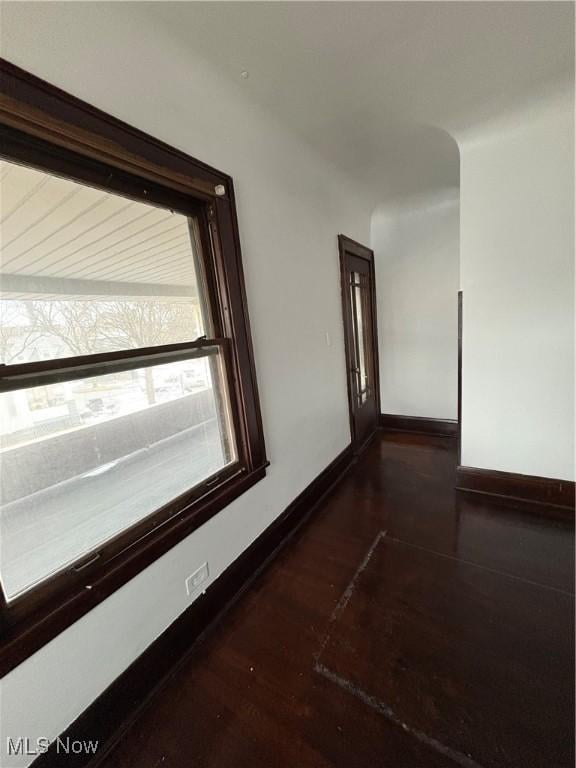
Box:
[19,298,201,403]
[0,301,45,364]
[25,300,102,357]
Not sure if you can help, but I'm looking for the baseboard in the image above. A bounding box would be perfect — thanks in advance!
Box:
[32,445,354,768]
[380,413,458,438]
[456,464,575,516]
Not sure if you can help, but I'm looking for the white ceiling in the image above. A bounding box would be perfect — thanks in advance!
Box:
[146,1,574,204]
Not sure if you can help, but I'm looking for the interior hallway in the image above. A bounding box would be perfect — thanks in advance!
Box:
[98,432,574,768]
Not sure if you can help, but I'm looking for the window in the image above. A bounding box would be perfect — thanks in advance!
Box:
[0,60,267,674]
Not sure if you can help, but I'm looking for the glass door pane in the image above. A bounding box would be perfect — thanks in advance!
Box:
[350,272,370,405]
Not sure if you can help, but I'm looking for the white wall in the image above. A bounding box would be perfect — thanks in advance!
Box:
[371,192,460,420]
[459,91,575,480]
[0,4,371,764]
[1,3,573,762]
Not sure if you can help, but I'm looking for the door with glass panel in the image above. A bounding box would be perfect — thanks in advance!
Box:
[338,235,380,451]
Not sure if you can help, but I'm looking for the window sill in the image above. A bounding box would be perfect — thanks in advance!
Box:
[0,463,267,677]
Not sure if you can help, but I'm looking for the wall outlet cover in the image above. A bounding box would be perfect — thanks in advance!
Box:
[185,562,209,597]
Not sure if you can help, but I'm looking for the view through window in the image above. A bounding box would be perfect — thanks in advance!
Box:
[0,159,237,600]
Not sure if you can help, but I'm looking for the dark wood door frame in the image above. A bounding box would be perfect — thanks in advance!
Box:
[338,234,381,452]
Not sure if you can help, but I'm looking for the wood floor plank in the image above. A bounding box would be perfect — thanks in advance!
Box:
[100,432,574,768]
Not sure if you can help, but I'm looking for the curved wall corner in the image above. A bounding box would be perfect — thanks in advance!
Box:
[369,125,461,422]
[458,89,575,480]
[371,190,460,420]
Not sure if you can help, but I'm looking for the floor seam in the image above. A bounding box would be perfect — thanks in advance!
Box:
[311,525,566,768]
[312,530,486,768]
[383,535,574,597]
[313,530,386,663]
[314,662,485,768]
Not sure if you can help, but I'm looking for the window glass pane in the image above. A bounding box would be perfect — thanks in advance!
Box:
[0,158,206,364]
[0,349,236,600]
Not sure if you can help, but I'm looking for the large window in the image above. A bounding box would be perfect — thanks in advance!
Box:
[0,60,267,674]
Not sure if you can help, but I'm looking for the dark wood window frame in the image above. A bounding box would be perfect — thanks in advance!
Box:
[0,59,267,676]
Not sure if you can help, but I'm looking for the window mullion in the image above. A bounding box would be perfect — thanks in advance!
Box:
[0,339,228,393]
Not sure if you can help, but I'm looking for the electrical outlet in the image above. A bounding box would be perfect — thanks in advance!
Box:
[185,562,209,597]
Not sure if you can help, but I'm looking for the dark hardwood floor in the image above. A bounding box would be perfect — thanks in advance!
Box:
[100,432,574,768]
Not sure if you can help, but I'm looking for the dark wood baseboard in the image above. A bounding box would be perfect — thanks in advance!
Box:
[32,445,354,768]
[456,465,575,516]
[380,413,458,438]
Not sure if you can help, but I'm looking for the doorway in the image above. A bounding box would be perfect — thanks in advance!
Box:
[338,235,381,452]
